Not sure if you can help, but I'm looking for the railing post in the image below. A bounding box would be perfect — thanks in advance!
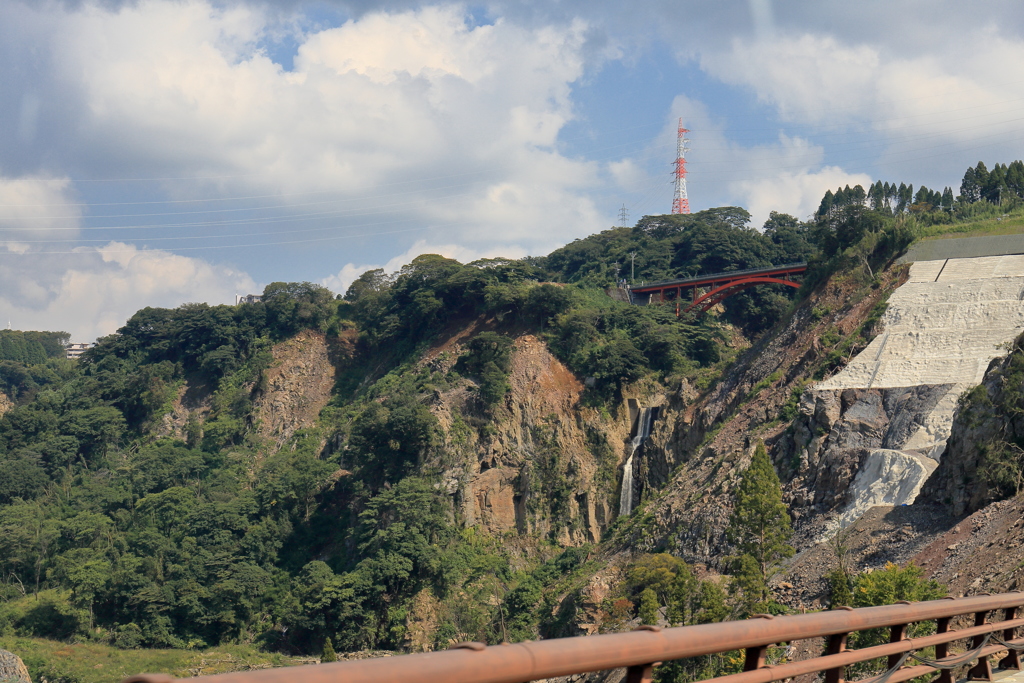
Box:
[743,645,768,671]
[825,632,848,683]
[625,664,654,683]
[888,624,908,669]
[936,616,953,683]
[1001,606,1022,670]
[969,610,994,681]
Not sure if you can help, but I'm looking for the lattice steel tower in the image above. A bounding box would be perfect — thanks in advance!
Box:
[671,118,690,214]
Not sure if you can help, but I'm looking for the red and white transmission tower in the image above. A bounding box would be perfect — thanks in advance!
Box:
[671,118,690,214]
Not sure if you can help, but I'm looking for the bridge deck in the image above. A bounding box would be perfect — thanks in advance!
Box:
[629,262,807,294]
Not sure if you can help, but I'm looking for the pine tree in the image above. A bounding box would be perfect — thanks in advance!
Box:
[321,636,337,663]
[941,187,954,211]
[1006,160,1024,199]
[817,189,835,217]
[726,441,794,614]
[827,567,853,608]
[960,166,979,203]
[638,587,660,625]
[666,563,698,626]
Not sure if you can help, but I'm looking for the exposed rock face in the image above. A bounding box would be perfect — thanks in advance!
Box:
[254,330,337,446]
[0,392,13,418]
[781,385,951,538]
[430,333,641,546]
[158,380,213,440]
[784,255,1024,536]
[921,343,1024,517]
[466,335,621,544]
[403,589,441,652]
[0,649,30,683]
[0,393,13,419]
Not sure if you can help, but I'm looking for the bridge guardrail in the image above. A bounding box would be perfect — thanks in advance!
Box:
[122,591,1024,683]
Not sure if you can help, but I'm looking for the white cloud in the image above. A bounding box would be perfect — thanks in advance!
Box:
[0,177,258,343]
[20,1,602,252]
[0,242,257,341]
[0,176,81,241]
[732,166,873,227]
[700,29,1024,154]
[701,34,879,127]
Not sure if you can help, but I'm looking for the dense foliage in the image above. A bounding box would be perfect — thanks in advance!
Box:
[0,331,69,365]
[0,254,731,654]
[4,156,1006,662]
[540,207,815,335]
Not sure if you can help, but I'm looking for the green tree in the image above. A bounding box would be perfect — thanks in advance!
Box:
[846,563,946,679]
[457,332,514,407]
[726,442,794,614]
[503,576,542,642]
[262,281,335,338]
[853,562,944,608]
[321,636,337,663]
[52,548,112,628]
[638,587,659,625]
[827,527,854,608]
[665,563,698,626]
[627,553,687,606]
[827,567,853,608]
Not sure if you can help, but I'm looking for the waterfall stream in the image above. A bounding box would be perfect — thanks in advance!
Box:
[619,407,655,517]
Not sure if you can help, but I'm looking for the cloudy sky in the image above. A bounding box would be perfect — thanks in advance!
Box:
[3,0,1024,340]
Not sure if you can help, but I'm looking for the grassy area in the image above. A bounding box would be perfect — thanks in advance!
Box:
[0,637,314,683]
[916,205,1024,240]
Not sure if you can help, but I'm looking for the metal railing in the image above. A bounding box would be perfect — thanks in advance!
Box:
[122,592,1024,683]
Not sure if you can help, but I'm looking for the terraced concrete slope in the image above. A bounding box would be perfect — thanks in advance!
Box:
[815,254,1024,526]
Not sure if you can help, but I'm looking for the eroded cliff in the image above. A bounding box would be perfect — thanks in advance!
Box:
[429,332,652,545]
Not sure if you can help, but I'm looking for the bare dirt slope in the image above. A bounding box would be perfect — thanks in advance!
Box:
[778,492,1024,608]
[778,502,954,608]
[913,496,1024,596]
[254,329,336,446]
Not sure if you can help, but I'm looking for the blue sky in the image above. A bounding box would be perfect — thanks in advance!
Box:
[2,0,1024,339]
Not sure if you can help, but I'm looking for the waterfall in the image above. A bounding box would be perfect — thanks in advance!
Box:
[619,407,656,517]
[618,441,640,517]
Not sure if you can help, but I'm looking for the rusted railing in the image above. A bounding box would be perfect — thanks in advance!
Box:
[122,592,1024,683]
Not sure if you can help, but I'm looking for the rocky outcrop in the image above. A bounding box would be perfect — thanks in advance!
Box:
[463,335,623,544]
[780,254,1024,537]
[254,330,337,446]
[781,385,951,537]
[428,333,644,546]
[921,337,1024,517]
[0,392,13,418]
[158,380,213,440]
[0,649,30,683]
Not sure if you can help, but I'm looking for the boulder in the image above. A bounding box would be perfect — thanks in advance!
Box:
[0,649,30,683]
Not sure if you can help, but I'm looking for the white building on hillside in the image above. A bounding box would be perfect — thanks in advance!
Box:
[66,343,92,359]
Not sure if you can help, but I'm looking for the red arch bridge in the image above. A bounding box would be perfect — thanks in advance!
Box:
[628,262,807,315]
[125,591,1024,683]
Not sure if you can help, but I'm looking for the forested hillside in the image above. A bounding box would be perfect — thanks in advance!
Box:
[2,160,1024,680]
